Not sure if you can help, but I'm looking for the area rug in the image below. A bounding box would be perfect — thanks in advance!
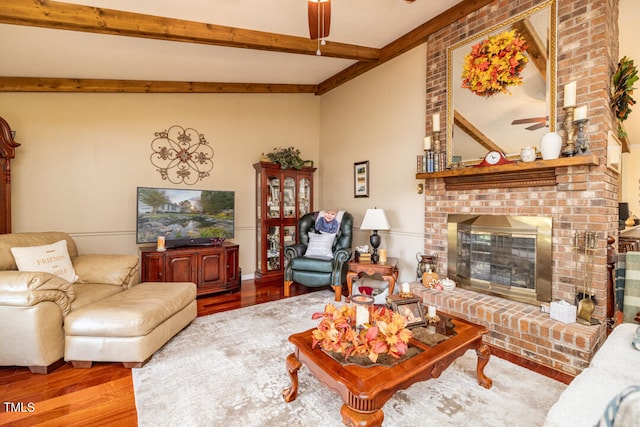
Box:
[132,290,566,426]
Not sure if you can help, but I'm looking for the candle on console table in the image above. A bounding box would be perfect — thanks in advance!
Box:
[356,305,369,328]
[402,282,411,294]
[157,236,166,252]
[424,136,431,150]
[428,306,437,318]
[574,105,587,121]
[564,81,577,108]
[432,113,440,132]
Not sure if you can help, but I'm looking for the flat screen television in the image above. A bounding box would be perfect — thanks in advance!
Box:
[136,187,234,248]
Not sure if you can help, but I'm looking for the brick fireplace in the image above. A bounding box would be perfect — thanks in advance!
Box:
[419,0,620,376]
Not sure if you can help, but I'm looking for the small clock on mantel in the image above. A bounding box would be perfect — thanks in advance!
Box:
[475,150,515,167]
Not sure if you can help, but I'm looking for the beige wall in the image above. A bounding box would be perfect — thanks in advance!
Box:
[318,44,428,282]
[0,93,321,278]
[1,43,428,283]
[622,147,640,214]
[620,0,640,214]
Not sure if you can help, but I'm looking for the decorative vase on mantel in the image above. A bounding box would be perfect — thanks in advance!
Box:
[540,132,563,160]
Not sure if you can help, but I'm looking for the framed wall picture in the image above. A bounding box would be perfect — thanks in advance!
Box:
[354,161,369,198]
[607,130,622,173]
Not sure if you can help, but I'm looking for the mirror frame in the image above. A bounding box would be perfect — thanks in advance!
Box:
[446,0,557,166]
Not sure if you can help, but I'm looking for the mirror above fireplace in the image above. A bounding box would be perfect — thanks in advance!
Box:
[446,0,557,165]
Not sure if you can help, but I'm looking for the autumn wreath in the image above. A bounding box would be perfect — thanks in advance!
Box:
[461,29,529,97]
[311,303,412,363]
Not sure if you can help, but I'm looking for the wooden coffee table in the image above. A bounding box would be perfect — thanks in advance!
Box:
[283,314,491,426]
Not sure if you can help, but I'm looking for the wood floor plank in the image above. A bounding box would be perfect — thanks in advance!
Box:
[0,280,315,426]
[0,280,566,425]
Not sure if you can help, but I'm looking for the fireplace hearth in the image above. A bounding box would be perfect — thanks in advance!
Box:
[447,215,552,306]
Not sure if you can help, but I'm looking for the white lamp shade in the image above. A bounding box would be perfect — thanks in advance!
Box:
[360,209,390,231]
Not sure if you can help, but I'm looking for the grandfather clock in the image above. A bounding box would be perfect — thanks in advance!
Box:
[0,116,20,234]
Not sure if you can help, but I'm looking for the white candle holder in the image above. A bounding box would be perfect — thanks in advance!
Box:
[562,106,577,156]
[573,118,590,154]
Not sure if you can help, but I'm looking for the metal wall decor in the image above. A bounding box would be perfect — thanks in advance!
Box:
[150,125,214,185]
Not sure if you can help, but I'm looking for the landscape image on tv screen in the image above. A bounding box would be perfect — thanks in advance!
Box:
[137,187,234,245]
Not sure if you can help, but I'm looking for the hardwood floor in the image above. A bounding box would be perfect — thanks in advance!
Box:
[0,280,571,426]
[0,280,320,427]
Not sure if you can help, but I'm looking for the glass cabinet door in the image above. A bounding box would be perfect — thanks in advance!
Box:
[299,177,311,217]
[267,175,280,219]
[283,225,296,248]
[283,176,296,218]
[267,225,281,271]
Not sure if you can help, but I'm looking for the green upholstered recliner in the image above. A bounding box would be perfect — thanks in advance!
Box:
[284,211,353,301]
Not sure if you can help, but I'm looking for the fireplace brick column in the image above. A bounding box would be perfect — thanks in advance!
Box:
[423,0,620,376]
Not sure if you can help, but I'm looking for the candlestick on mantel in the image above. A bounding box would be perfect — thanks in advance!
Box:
[574,105,587,121]
[432,113,440,132]
[424,136,431,150]
[564,81,577,108]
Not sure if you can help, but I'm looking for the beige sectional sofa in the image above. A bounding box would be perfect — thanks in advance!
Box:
[0,232,196,373]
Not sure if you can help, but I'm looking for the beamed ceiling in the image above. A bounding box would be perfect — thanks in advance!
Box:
[0,0,494,95]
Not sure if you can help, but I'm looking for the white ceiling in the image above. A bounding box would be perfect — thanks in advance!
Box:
[0,0,461,85]
[1,0,638,143]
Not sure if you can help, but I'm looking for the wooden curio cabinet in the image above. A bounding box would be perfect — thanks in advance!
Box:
[253,161,315,283]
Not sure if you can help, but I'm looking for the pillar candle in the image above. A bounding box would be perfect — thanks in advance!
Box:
[428,306,437,318]
[157,236,166,251]
[424,136,431,150]
[379,248,387,263]
[402,282,410,294]
[356,305,369,328]
[432,113,440,131]
[574,105,587,121]
[564,81,577,108]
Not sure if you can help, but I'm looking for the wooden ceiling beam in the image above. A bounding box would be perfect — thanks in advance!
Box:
[0,0,379,62]
[317,0,495,95]
[0,0,496,94]
[454,110,503,152]
[512,19,547,81]
[0,77,318,94]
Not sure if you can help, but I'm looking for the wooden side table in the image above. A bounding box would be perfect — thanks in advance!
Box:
[345,257,399,298]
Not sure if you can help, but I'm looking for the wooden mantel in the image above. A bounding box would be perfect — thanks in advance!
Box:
[416,155,599,190]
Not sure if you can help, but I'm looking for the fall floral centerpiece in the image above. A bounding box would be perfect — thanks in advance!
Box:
[461,29,529,97]
[311,303,412,363]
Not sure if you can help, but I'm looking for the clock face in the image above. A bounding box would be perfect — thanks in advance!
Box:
[485,151,502,164]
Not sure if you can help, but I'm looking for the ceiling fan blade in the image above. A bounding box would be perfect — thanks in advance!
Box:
[525,122,547,131]
[511,116,547,125]
[308,0,331,40]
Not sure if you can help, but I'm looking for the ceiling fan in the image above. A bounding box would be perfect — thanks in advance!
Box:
[308,0,331,52]
[511,116,548,131]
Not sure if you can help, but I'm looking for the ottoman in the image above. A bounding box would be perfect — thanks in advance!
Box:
[64,282,197,368]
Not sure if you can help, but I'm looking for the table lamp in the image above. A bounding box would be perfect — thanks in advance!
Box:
[360,208,390,264]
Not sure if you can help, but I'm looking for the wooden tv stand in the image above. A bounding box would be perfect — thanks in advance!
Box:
[140,242,240,296]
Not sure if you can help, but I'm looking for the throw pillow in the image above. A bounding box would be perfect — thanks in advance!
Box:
[598,385,640,427]
[633,326,640,351]
[304,232,336,259]
[10,239,78,283]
